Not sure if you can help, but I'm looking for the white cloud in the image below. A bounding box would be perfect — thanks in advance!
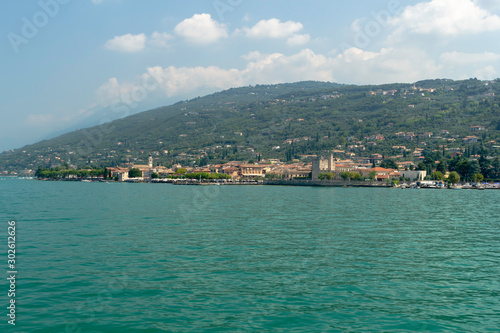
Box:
[333,47,441,84]
[94,48,400,106]
[287,34,311,46]
[336,47,379,63]
[242,49,335,83]
[174,13,228,44]
[96,45,500,108]
[473,65,497,79]
[439,51,500,79]
[440,51,500,65]
[96,77,143,106]
[145,65,243,97]
[104,33,146,53]
[96,49,336,107]
[96,67,244,107]
[389,0,500,38]
[245,18,304,39]
[149,31,173,48]
[96,48,338,107]
[104,32,173,52]
[242,51,263,61]
[243,18,311,47]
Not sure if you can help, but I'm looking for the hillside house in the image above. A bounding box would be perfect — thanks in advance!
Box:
[370,154,383,164]
[463,136,479,143]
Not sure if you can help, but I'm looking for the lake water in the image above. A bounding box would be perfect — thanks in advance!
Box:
[1,177,499,332]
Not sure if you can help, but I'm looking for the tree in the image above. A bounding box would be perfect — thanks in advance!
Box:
[478,147,490,177]
[176,168,187,175]
[349,172,362,181]
[198,156,209,166]
[448,171,460,184]
[128,168,141,178]
[318,172,335,180]
[368,170,377,181]
[423,156,435,171]
[491,157,500,179]
[472,173,484,183]
[456,159,470,180]
[151,172,159,179]
[431,171,444,180]
[448,156,462,173]
[380,159,398,170]
[468,160,481,180]
[416,162,426,171]
[436,160,446,173]
[35,167,44,178]
[265,173,281,180]
[340,171,350,180]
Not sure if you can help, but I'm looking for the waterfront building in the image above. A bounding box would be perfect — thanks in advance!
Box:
[312,154,335,180]
[239,164,265,178]
[399,170,427,181]
[359,167,401,181]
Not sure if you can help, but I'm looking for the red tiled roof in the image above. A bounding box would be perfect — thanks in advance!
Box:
[369,167,395,172]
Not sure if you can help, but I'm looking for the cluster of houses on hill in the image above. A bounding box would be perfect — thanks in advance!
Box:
[106,154,427,183]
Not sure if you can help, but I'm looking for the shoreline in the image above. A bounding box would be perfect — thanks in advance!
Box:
[19,177,500,189]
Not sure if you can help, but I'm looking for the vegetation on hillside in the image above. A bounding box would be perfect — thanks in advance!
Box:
[2,79,500,179]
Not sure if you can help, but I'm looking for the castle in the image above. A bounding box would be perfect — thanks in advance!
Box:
[311,154,336,180]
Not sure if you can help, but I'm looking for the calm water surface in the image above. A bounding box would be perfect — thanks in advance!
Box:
[1,178,499,332]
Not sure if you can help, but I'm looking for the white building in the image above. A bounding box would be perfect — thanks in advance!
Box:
[400,170,427,181]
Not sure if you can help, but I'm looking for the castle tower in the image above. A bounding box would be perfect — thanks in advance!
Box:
[312,154,336,180]
[148,155,153,168]
[328,154,334,171]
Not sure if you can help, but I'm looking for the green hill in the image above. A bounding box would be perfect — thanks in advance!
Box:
[2,79,500,174]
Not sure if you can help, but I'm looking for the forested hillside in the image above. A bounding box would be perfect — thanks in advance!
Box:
[1,79,499,174]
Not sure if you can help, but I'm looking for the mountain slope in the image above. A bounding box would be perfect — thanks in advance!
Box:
[1,79,499,173]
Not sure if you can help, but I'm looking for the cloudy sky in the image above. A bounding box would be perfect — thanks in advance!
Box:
[2,0,500,152]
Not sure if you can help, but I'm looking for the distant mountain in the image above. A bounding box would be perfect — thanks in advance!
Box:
[1,79,499,174]
[40,96,178,141]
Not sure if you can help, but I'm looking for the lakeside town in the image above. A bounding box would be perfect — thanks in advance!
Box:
[4,79,499,190]
[2,79,500,179]
[29,152,500,189]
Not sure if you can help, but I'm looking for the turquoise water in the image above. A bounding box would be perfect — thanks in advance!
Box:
[1,177,500,332]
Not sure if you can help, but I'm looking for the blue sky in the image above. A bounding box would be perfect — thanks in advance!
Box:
[2,0,500,152]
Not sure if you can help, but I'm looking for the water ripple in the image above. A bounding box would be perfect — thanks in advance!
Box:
[1,180,499,332]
